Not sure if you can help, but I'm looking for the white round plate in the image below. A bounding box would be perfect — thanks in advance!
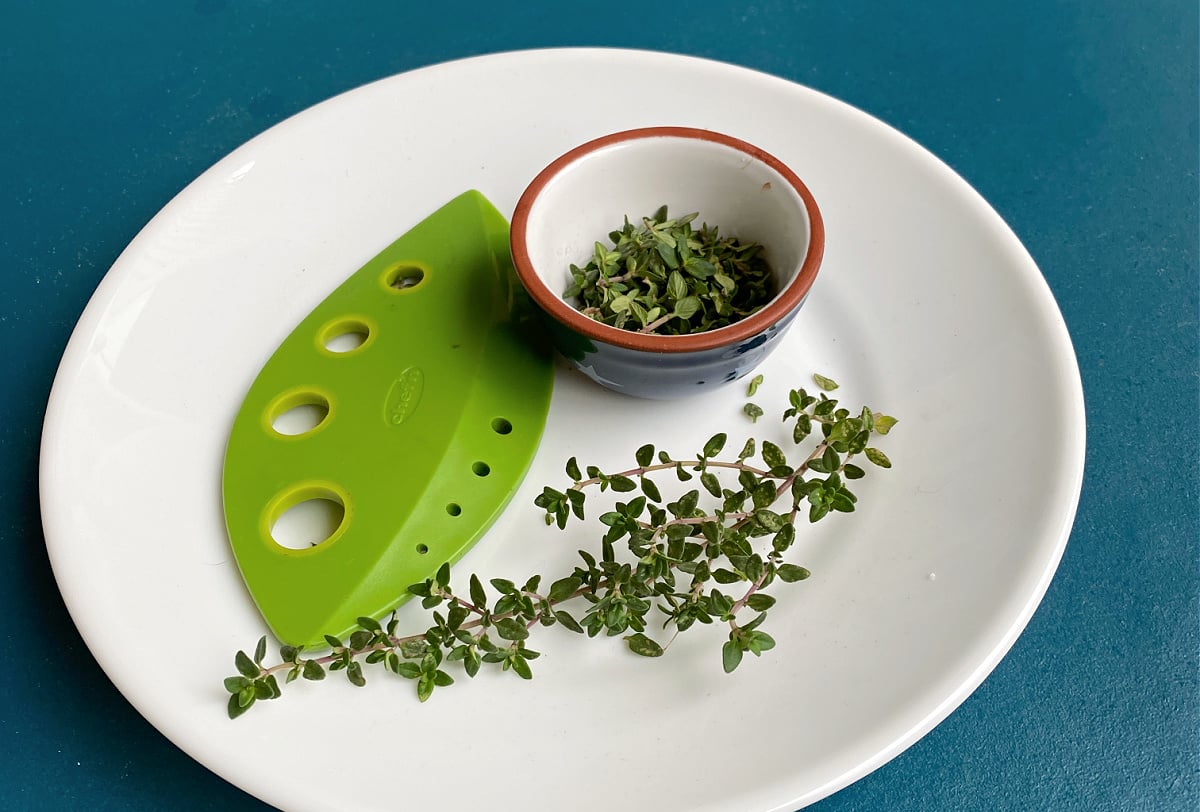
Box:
[40,49,1084,812]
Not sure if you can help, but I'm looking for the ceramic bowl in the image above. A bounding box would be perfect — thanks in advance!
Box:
[510,126,824,399]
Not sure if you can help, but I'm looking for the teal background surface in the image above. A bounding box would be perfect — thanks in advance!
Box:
[2,2,1196,809]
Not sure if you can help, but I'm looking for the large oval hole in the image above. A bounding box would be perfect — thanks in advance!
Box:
[268,391,331,437]
[270,495,345,550]
[321,319,371,354]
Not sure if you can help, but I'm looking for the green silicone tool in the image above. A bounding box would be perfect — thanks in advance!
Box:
[222,190,553,648]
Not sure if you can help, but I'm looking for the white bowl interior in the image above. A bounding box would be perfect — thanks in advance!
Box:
[523,135,813,304]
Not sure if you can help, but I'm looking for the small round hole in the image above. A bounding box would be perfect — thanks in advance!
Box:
[472,461,491,477]
[386,265,425,291]
[270,496,345,550]
[416,543,429,554]
[491,417,513,435]
[268,391,331,437]
[446,503,462,516]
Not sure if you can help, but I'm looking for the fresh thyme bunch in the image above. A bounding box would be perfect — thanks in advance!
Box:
[563,205,775,335]
[224,375,895,718]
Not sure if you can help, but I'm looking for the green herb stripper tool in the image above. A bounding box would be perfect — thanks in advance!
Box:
[222,191,553,648]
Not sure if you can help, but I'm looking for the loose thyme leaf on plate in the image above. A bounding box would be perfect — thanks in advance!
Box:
[565,207,776,335]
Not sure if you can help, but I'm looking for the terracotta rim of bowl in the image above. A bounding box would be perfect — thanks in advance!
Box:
[510,126,825,353]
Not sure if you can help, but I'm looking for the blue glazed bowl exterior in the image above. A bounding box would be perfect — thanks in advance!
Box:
[538,299,806,400]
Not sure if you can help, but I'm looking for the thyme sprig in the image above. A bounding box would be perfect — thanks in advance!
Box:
[563,205,775,335]
[225,375,896,718]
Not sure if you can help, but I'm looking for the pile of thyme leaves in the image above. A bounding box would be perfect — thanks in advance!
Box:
[563,205,775,335]
[225,374,897,717]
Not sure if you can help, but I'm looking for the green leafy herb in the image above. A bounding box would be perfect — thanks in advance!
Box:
[224,377,896,716]
[812,373,838,392]
[743,402,763,423]
[563,206,775,335]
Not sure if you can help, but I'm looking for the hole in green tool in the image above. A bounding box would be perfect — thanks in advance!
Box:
[472,461,491,477]
[270,493,345,550]
[387,265,425,291]
[321,319,371,353]
[491,417,513,435]
[269,391,331,437]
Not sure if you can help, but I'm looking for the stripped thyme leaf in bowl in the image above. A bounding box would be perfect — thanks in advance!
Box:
[225,375,897,717]
[563,206,775,335]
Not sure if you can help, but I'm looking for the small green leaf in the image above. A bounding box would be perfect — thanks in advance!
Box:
[223,676,250,694]
[548,576,583,603]
[469,574,488,609]
[635,444,655,467]
[744,554,765,583]
[743,402,764,423]
[813,373,839,391]
[761,441,787,470]
[234,650,260,679]
[673,295,701,320]
[565,456,582,481]
[302,659,326,681]
[746,593,777,611]
[873,414,898,435]
[490,578,517,595]
[609,475,638,492]
[510,655,534,680]
[703,433,727,458]
[346,661,366,687]
[748,630,776,654]
[495,618,530,641]
[253,636,267,665]
[640,476,662,503]
[447,604,470,631]
[737,438,755,461]
[753,509,785,533]
[844,463,866,480]
[777,563,811,583]
[747,374,764,396]
[700,471,722,498]
[554,610,585,634]
[865,447,892,468]
[227,692,253,719]
[772,524,796,552]
[712,568,743,584]
[722,640,744,673]
[626,633,664,657]
[395,661,422,679]
[752,481,778,509]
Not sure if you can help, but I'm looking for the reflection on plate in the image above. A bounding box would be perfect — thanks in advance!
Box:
[40,49,1084,812]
